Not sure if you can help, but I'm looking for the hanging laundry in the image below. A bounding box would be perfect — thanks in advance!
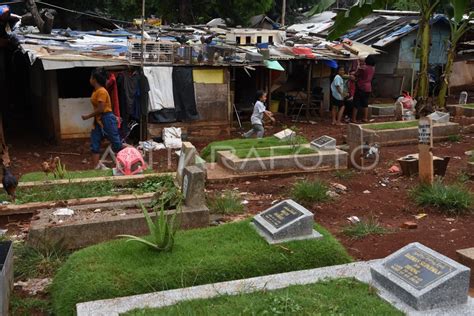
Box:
[172,67,199,121]
[143,67,175,112]
[106,72,121,128]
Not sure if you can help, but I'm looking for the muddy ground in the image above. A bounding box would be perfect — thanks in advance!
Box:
[4,114,474,262]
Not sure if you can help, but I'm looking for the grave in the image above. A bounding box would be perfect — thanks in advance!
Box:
[447,104,474,117]
[182,165,206,208]
[371,242,470,311]
[252,199,322,244]
[456,247,474,286]
[310,135,336,151]
[427,111,450,124]
[274,129,296,141]
[176,142,197,186]
[369,104,395,117]
[0,241,13,316]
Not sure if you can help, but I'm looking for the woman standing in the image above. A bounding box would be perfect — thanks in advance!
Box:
[352,55,376,123]
[82,68,123,170]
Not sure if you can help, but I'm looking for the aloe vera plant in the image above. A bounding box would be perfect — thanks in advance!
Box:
[53,159,68,179]
[119,198,181,252]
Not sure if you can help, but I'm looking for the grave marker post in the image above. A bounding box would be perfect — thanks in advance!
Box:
[418,117,434,185]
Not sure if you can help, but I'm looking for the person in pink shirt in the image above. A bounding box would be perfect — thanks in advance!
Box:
[352,56,376,123]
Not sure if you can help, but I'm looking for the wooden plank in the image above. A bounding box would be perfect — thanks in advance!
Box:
[0,193,155,216]
[343,43,359,55]
[1,172,175,190]
[418,117,434,185]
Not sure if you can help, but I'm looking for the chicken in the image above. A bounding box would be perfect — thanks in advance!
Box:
[41,156,60,176]
[2,165,18,201]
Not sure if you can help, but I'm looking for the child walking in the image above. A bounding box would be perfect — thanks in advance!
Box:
[330,66,347,125]
[243,90,274,139]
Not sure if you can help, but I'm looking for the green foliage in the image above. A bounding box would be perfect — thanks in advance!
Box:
[119,201,180,252]
[447,134,462,142]
[10,295,51,316]
[343,218,390,239]
[234,146,316,159]
[53,159,68,179]
[456,171,470,183]
[334,169,356,180]
[0,176,173,205]
[51,221,352,315]
[306,0,336,16]
[124,278,402,316]
[411,180,473,214]
[364,120,419,130]
[392,0,420,10]
[291,179,329,204]
[208,190,245,215]
[201,136,308,162]
[20,169,113,182]
[148,177,184,210]
[14,237,69,280]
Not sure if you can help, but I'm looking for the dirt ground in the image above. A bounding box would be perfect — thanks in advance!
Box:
[4,113,474,262]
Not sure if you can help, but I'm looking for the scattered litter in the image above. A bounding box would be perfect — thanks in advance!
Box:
[0,229,7,236]
[363,190,371,194]
[93,209,102,213]
[401,221,418,229]
[119,213,127,216]
[241,200,249,205]
[138,140,165,151]
[388,165,400,173]
[446,218,456,222]
[271,200,279,205]
[82,159,88,164]
[58,220,64,224]
[347,216,360,224]
[449,229,457,233]
[245,181,251,185]
[1,201,10,205]
[326,191,339,198]
[414,213,427,220]
[53,208,74,216]
[33,152,40,158]
[14,278,52,296]
[163,127,182,149]
[233,187,239,191]
[453,156,461,160]
[331,183,347,193]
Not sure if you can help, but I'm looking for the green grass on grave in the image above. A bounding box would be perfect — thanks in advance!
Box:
[50,220,352,315]
[234,146,316,159]
[0,176,174,205]
[123,278,402,316]
[201,136,308,162]
[462,103,474,109]
[20,169,155,182]
[364,120,419,130]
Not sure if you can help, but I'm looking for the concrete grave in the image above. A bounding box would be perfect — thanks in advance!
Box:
[176,142,197,186]
[273,129,296,141]
[0,241,13,316]
[371,242,470,311]
[456,247,474,286]
[369,104,395,117]
[310,135,336,151]
[182,165,206,208]
[252,199,322,244]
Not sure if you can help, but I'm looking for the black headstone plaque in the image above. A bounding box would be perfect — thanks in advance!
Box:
[313,136,333,146]
[261,203,303,229]
[384,247,455,290]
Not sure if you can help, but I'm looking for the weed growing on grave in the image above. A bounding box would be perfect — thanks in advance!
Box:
[207,190,245,215]
[456,171,471,184]
[15,236,69,279]
[447,134,462,142]
[10,294,52,316]
[123,278,402,316]
[334,169,355,180]
[411,181,473,214]
[53,159,68,179]
[291,180,329,204]
[118,194,182,252]
[342,218,389,239]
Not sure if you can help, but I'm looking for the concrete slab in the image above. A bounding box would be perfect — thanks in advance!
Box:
[370,104,395,117]
[28,205,209,250]
[457,247,474,286]
[217,147,348,174]
[76,260,474,316]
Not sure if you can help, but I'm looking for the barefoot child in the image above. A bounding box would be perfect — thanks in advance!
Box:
[330,66,347,125]
[243,90,275,138]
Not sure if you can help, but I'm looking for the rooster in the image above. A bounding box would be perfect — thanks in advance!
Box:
[2,165,18,201]
[41,156,60,177]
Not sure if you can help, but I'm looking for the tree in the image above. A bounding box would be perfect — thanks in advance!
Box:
[438,1,474,108]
